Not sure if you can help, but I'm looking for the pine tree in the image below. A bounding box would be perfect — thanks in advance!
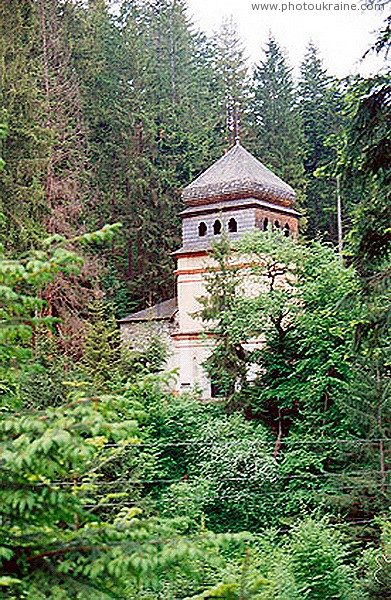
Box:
[250,34,305,195]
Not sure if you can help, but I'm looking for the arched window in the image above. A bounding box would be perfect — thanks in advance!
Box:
[198,222,207,237]
[228,217,238,233]
[210,376,226,398]
[263,217,269,231]
[213,220,222,235]
[274,220,280,229]
[284,223,290,237]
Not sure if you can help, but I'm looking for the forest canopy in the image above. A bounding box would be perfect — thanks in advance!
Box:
[0,1,390,598]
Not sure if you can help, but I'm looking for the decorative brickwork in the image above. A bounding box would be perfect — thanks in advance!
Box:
[255,208,299,238]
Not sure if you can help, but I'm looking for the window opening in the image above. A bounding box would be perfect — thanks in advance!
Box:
[263,217,269,231]
[211,380,225,398]
[284,223,290,237]
[198,222,207,237]
[228,217,238,233]
[274,220,280,229]
[213,220,222,235]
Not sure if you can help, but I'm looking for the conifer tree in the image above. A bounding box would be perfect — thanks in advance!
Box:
[212,16,249,146]
[298,42,343,239]
[69,0,234,311]
[250,34,305,195]
[343,71,391,270]
[0,0,51,250]
[81,299,122,390]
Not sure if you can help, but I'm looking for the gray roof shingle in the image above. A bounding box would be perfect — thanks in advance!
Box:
[118,297,178,323]
[182,142,296,206]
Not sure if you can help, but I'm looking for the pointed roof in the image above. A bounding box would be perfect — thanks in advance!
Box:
[182,142,296,207]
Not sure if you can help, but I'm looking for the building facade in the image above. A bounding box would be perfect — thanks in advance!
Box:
[119,142,300,398]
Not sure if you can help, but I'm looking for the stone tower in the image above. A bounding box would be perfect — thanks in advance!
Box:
[119,142,300,398]
[173,141,300,397]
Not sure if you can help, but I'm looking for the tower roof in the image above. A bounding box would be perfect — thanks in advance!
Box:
[182,142,296,207]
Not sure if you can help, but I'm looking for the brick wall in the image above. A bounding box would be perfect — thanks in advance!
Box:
[255,208,299,238]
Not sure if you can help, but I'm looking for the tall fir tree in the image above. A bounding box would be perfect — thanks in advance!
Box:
[249,34,305,197]
[67,0,234,313]
[0,0,51,251]
[299,42,343,240]
[212,16,249,146]
[0,0,107,355]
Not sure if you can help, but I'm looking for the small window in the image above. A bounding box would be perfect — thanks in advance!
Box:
[213,220,222,235]
[228,217,237,233]
[274,220,280,229]
[198,222,207,237]
[263,217,269,231]
[284,223,290,237]
[211,380,225,398]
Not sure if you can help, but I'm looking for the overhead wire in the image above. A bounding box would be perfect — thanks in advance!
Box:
[35,469,388,487]
[81,482,388,508]
[103,437,391,449]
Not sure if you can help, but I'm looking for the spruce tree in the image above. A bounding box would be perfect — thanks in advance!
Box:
[299,42,343,240]
[250,34,305,195]
[212,16,249,146]
[343,72,391,270]
[0,0,51,251]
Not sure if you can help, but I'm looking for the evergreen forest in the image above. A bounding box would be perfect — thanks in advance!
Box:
[0,1,391,598]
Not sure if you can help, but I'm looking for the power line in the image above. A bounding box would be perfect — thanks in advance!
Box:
[103,437,391,449]
[81,483,387,508]
[36,469,387,487]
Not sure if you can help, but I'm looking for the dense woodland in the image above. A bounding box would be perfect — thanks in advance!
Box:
[0,0,391,598]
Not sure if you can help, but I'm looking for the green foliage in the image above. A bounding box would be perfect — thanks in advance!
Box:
[287,518,361,599]
[197,232,389,530]
[0,233,240,599]
[1,3,391,596]
[212,16,249,145]
[0,0,51,250]
[299,42,344,239]
[343,75,391,271]
[123,333,169,378]
[0,394,228,598]
[199,235,247,398]
[184,518,363,600]
[202,231,360,430]
[17,333,71,409]
[0,225,121,367]
[158,409,276,532]
[0,233,137,597]
[0,243,80,368]
[249,34,305,195]
[81,300,123,391]
[359,516,391,599]
[0,121,8,170]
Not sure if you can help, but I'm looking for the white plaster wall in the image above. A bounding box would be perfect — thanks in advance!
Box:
[176,253,217,334]
[174,335,215,398]
[175,243,279,397]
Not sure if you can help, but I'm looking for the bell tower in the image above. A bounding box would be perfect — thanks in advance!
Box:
[173,141,300,397]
